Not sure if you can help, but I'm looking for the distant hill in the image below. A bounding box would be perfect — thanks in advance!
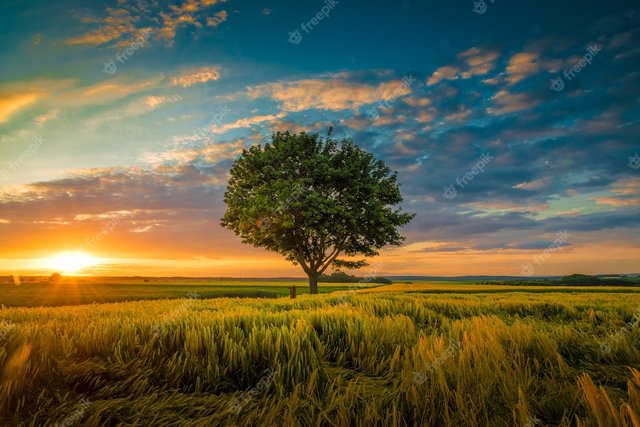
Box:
[478,274,640,287]
[318,271,392,284]
[386,274,640,283]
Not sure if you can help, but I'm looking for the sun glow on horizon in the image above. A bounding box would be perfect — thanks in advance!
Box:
[43,251,100,275]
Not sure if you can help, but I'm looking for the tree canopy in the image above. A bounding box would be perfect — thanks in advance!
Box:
[221,131,414,294]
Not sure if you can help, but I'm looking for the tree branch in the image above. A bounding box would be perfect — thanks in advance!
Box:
[318,247,342,275]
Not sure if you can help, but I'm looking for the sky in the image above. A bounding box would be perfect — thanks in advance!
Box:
[0,0,639,277]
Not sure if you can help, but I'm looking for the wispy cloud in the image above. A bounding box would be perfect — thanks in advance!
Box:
[171,66,222,87]
[65,0,231,47]
[244,75,412,112]
[427,47,499,86]
[0,92,41,124]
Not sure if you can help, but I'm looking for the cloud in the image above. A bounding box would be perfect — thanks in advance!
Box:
[479,241,570,250]
[211,112,286,134]
[415,110,436,123]
[140,139,245,165]
[0,92,41,124]
[505,52,541,84]
[244,76,412,112]
[427,66,459,86]
[593,197,640,206]
[0,77,163,122]
[488,89,540,115]
[458,47,500,78]
[65,0,231,47]
[171,66,222,87]
[340,116,372,130]
[0,162,235,260]
[513,177,550,191]
[34,109,59,125]
[403,97,430,107]
[65,7,139,46]
[592,178,640,206]
[427,47,499,86]
[86,94,182,126]
[206,10,228,26]
[373,113,407,127]
[467,200,549,214]
[64,76,165,106]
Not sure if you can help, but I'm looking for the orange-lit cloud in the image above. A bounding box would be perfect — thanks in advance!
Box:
[171,66,222,87]
[427,66,460,86]
[488,89,540,115]
[140,139,245,165]
[244,77,413,112]
[505,52,540,84]
[206,11,228,26]
[65,8,138,46]
[0,92,41,124]
[466,200,549,214]
[211,113,286,134]
[592,178,640,206]
[427,47,499,86]
[65,0,230,47]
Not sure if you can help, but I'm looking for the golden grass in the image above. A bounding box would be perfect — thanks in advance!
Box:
[0,291,638,425]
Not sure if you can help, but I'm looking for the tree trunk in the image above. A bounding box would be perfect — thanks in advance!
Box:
[308,274,319,295]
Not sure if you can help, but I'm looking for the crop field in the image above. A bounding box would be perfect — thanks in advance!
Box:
[0,278,381,307]
[364,282,640,295]
[1,285,639,426]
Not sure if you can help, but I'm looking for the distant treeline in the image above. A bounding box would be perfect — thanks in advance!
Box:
[481,274,640,287]
[318,271,392,284]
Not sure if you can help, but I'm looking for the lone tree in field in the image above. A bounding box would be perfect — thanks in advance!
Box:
[221,131,414,294]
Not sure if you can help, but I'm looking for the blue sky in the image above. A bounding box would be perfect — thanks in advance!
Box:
[0,0,639,276]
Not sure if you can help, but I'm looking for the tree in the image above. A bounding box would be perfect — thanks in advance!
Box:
[221,131,414,294]
[49,273,62,284]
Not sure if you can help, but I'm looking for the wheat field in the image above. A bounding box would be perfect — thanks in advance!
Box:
[1,290,639,426]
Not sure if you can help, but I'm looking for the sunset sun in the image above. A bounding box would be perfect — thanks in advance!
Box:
[44,251,100,275]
